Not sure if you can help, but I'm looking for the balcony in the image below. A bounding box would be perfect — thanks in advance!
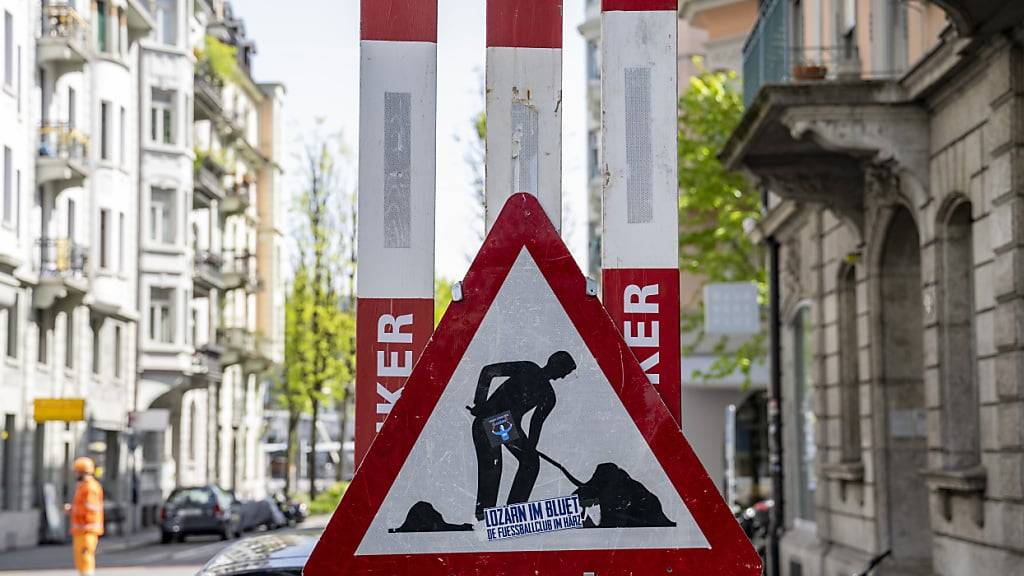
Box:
[194,60,224,121]
[34,238,89,309]
[37,122,90,188]
[218,326,255,367]
[222,251,258,292]
[741,0,789,106]
[191,344,223,383]
[193,250,224,292]
[194,154,226,205]
[38,3,89,72]
[124,0,155,41]
[220,182,252,216]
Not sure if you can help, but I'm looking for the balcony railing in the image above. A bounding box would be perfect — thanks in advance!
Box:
[37,238,88,278]
[194,60,224,120]
[39,122,90,163]
[194,249,225,290]
[194,154,226,203]
[220,183,252,216]
[40,3,90,51]
[741,0,789,106]
[222,250,258,291]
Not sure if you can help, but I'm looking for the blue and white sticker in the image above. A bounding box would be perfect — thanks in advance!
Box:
[484,496,584,541]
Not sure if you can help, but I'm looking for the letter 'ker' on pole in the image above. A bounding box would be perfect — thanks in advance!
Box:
[354,0,439,466]
[600,0,681,426]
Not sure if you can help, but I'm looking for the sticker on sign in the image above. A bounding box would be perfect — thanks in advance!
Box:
[485,496,583,541]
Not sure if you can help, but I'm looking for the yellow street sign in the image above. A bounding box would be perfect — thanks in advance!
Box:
[33,398,86,422]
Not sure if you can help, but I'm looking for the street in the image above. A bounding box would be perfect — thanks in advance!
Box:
[0,517,327,576]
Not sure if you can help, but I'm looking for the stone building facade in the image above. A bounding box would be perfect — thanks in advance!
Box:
[725,0,1024,574]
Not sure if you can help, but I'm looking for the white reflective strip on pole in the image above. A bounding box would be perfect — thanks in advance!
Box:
[358,40,436,298]
[600,10,677,269]
[485,47,562,232]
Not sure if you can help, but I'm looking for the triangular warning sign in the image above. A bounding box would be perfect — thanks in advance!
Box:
[306,194,761,575]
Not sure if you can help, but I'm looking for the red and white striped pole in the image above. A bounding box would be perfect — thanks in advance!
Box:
[355,0,437,466]
[485,0,563,230]
[600,0,681,425]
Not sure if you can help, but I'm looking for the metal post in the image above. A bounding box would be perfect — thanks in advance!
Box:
[484,0,563,231]
[766,183,784,576]
[600,0,681,425]
[354,0,438,466]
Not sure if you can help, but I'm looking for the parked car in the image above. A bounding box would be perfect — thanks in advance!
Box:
[159,485,243,543]
[196,529,321,576]
[239,497,289,532]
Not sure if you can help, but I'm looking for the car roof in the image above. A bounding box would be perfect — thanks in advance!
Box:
[196,529,321,576]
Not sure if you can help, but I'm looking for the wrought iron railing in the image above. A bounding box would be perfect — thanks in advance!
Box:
[38,122,89,162]
[741,0,789,106]
[41,3,90,48]
[37,238,88,278]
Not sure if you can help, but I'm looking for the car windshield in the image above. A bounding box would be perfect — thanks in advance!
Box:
[169,488,212,506]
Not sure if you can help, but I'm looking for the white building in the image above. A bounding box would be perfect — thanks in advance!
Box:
[0,0,284,549]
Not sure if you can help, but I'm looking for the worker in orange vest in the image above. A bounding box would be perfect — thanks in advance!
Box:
[65,457,104,576]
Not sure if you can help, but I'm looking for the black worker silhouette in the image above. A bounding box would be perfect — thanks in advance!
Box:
[468,351,577,520]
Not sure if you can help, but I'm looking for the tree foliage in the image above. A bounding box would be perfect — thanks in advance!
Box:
[278,129,356,497]
[677,65,765,385]
[202,34,239,84]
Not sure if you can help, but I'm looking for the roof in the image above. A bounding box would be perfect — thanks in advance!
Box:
[197,530,321,576]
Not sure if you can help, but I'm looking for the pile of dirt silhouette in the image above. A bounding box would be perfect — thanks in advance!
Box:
[389,501,474,533]
[572,463,676,528]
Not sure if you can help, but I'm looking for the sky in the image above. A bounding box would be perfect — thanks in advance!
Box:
[233,0,589,281]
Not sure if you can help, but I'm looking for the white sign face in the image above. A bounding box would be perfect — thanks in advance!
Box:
[703,282,761,335]
[355,250,707,555]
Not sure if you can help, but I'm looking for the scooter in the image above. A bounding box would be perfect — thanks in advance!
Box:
[274,493,308,527]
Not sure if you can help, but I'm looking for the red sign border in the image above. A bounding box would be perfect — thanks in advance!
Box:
[306,193,761,576]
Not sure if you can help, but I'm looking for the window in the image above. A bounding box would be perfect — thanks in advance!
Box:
[113,325,122,379]
[99,209,110,269]
[100,101,111,160]
[96,1,108,53]
[586,40,599,81]
[149,188,176,244]
[67,198,76,239]
[64,310,74,369]
[91,321,100,375]
[68,87,76,130]
[157,0,177,46]
[792,306,816,522]
[3,11,12,89]
[119,106,126,166]
[941,201,979,469]
[14,169,19,235]
[838,266,861,463]
[2,146,11,226]
[118,213,125,271]
[150,89,175,145]
[4,295,16,359]
[149,287,175,344]
[1,414,14,510]
[587,130,599,180]
[35,309,49,365]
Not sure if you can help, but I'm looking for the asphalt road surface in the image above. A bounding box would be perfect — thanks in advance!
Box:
[0,517,328,576]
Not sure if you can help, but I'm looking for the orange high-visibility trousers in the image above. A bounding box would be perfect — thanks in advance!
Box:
[72,532,98,575]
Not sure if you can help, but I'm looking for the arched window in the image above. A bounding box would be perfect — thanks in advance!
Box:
[792,305,816,522]
[838,265,862,463]
[941,201,979,469]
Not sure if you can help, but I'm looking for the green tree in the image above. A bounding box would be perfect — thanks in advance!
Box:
[677,65,765,385]
[281,264,315,496]
[434,277,453,326]
[283,131,356,499]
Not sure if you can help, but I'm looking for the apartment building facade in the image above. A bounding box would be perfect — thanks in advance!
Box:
[579,0,765,507]
[725,1,1024,574]
[0,0,283,550]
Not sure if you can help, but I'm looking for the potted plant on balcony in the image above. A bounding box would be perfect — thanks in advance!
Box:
[792,58,828,81]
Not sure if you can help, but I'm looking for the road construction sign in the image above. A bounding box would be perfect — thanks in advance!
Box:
[33,398,85,422]
[305,194,761,575]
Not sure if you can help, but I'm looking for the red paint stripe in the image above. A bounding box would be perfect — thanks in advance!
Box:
[361,0,437,42]
[487,0,562,48]
[603,0,678,10]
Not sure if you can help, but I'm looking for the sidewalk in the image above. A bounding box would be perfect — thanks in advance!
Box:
[0,529,161,572]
